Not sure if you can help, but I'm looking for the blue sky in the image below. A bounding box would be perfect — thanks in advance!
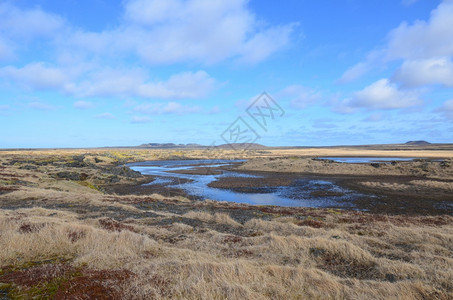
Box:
[1,0,452,148]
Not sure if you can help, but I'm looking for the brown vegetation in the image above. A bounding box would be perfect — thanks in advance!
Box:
[238,157,453,180]
[0,148,453,299]
[1,204,452,299]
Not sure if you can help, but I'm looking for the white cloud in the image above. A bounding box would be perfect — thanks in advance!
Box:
[393,57,453,87]
[234,93,269,109]
[234,97,255,109]
[162,102,201,114]
[155,71,216,98]
[134,102,201,115]
[0,37,13,61]
[238,24,296,64]
[332,101,358,114]
[95,112,115,119]
[338,50,383,84]
[363,113,384,122]
[27,101,56,111]
[338,62,371,84]
[278,85,321,109]
[131,116,152,123]
[75,69,216,99]
[119,0,295,65]
[340,79,422,110]
[124,0,186,25]
[59,0,294,66]
[0,62,68,90]
[0,1,294,101]
[387,0,453,61]
[339,0,453,85]
[72,68,148,97]
[73,101,94,109]
[133,103,160,114]
[0,104,10,111]
[0,63,216,100]
[66,30,113,55]
[338,62,370,83]
[437,99,453,119]
[336,2,453,114]
[0,2,64,39]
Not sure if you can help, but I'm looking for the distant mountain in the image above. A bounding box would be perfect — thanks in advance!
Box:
[405,140,431,145]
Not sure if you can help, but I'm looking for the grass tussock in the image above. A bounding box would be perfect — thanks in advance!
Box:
[183,211,242,227]
[1,205,452,299]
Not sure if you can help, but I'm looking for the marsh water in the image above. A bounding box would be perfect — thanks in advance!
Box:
[128,159,374,208]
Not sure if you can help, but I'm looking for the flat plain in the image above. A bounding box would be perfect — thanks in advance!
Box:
[1,146,452,299]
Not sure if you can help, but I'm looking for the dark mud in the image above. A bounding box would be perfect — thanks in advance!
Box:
[103,175,193,198]
[338,176,453,215]
[209,170,453,214]
[207,172,295,191]
[167,167,224,175]
[122,163,453,215]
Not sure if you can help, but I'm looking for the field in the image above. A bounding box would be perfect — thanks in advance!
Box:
[1,147,453,299]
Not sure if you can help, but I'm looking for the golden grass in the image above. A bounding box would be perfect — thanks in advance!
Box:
[238,157,453,180]
[267,148,453,158]
[182,211,242,227]
[1,145,452,162]
[1,204,452,299]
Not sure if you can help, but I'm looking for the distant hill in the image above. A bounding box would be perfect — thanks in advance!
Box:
[405,141,431,145]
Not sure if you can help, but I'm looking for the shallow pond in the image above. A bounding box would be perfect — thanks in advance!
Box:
[128,160,372,208]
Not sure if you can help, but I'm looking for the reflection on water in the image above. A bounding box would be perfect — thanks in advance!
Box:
[129,160,371,208]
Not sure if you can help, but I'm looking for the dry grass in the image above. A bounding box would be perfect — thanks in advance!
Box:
[238,157,453,180]
[1,149,453,299]
[1,204,452,299]
[267,147,453,158]
[359,180,453,192]
[1,145,452,163]
[182,211,242,227]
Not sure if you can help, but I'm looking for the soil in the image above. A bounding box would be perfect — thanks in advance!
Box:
[116,162,453,215]
[0,263,134,299]
[103,175,193,198]
[167,167,224,175]
[207,171,453,215]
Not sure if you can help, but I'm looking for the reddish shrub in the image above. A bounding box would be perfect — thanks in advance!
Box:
[222,235,242,244]
[54,269,133,300]
[98,218,134,232]
[296,219,325,228]
[18,222,44,233]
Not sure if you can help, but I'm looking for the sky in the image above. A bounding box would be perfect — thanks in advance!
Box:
[1,0,453,148]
